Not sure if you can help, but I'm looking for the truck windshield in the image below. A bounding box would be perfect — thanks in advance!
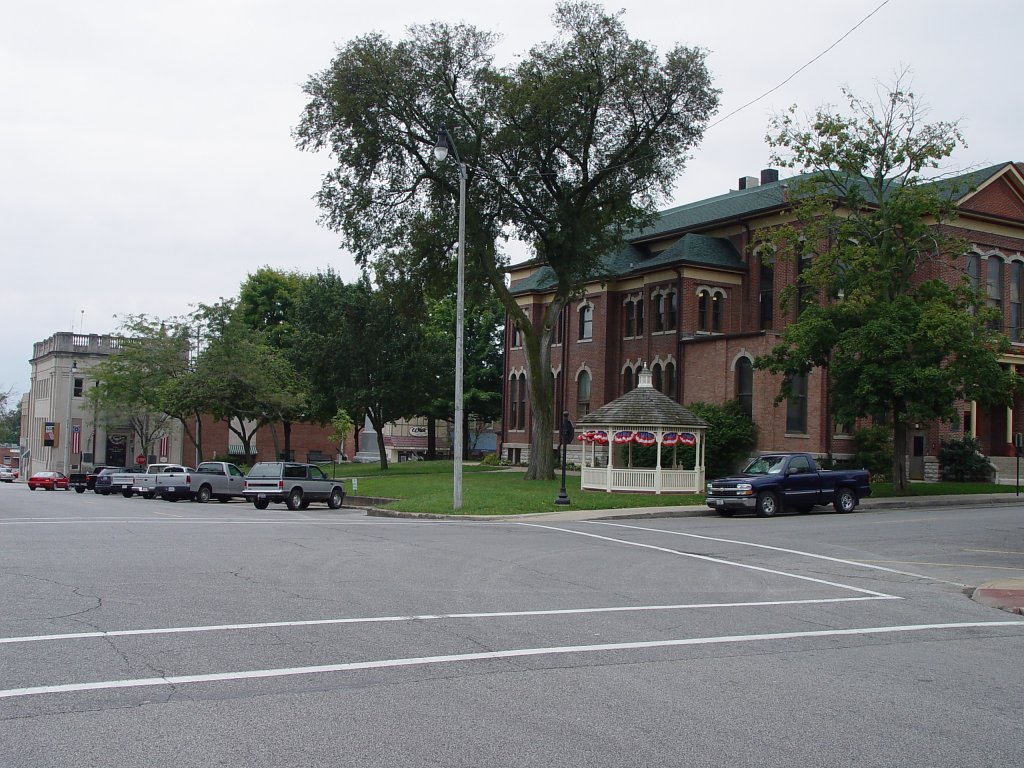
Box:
[743,456,787,475]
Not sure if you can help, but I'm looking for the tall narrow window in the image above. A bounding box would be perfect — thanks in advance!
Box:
[578,304,593,340]
[653,294,665,332]
[1012,262,1023,342]
[576,370,591,419]
[510,324,522,348]
[697,290,709,331]
[786,373,808,434]
[736,358,753,418]
[666,291,677,330]
[652,363,663,392]
[966,252,981,291]
[624,301,636,337]
[517,373,527,430]
[509,376,518,431]
[712,292,723,332]
[622,366,634,393]
[73,378,84,397]
[988,256,1004,332]
[759,254,774,330]
[664,362,676,398]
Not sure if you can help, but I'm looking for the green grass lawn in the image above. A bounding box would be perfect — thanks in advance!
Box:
[323,460,1017,515]
[332,460,703,515]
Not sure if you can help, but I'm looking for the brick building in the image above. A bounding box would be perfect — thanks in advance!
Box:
[502,163,1024,479]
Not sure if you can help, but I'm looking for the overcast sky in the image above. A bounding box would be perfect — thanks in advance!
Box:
[2,0,1021,399]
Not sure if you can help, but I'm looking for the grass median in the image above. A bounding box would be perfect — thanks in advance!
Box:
[330,460,703,516]
[323,460,1017,515]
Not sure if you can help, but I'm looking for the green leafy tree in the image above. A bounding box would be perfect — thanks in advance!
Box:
[293,271,434,469]
[87,316,194,461]
[295,2,719,479]
[0,392,20,444]
[328,408,354,459]
[757,77,1019,491]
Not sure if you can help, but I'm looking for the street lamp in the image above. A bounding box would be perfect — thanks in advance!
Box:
[434,122,467,510]
[64,359,78,473]
[556,411,573,505]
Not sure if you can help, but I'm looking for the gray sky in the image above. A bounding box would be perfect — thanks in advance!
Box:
[2,0,1020,399]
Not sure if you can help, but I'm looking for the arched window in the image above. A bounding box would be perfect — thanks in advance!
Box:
[736,357,753,418]
[517,372,527,430]
[988,256,1004,331]
[664,361,676,398]
[576,370,591,419]
[578,304,593,340]
[653,293,665,332]
[966,252,981,291]
[759,253,774,330]
[622,366,634,393]
[1011,262,1024,342]
[509,375,519,431]
[712,291,723,332]
[652,363,663,392]
[623,297,643,338]
[786,373,807,434]
[697,290,710,331]
[666,291,677,331]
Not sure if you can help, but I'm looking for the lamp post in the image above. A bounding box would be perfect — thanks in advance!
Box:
[434,123,467,510]
[556,411,573,505]
[64,359,78,473]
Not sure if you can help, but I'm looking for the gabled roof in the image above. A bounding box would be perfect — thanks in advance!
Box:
[578,372,708,429]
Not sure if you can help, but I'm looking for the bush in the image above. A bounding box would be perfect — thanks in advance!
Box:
[851,426,893,480]
[938,436,994,482]
[480,452,502,466]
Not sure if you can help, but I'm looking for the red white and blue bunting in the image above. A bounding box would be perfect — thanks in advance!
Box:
[577,430,698,446]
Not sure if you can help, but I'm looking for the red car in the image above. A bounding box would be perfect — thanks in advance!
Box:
[28,471,70,491]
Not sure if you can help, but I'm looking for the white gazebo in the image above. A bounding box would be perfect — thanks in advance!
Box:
[575,367,709,494]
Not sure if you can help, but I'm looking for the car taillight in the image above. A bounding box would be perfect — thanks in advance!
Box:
[244,480,248,489]
[278,480,284,489]
[185,475,191,484]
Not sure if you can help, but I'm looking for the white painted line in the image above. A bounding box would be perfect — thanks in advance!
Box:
[2,621,1020,700]
[518,523,898,598]
[0,518,429,525]
[0,596,896,646]
[592,522,968,586]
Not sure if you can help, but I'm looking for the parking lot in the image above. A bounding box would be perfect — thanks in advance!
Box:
[2,483,1023,767]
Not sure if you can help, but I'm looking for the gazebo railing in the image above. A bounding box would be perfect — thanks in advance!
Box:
[582,467,704,494]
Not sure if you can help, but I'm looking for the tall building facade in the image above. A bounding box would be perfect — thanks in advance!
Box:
[502,163,1024,477]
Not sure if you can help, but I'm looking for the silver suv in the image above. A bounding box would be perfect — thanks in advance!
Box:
[243,462,345,510]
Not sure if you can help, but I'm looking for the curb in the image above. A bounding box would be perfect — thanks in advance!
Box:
[971,580,1024,615]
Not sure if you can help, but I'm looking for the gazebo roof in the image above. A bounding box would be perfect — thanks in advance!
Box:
[577,368,709,429]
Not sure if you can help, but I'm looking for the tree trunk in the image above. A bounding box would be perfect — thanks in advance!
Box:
[368,409,389,470]
[524,328,556,480]
[283,420,293,461]
[892,418,909,492]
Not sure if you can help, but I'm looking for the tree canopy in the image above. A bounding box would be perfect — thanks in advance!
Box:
[296,2,719,478]
[757,78,1020,489]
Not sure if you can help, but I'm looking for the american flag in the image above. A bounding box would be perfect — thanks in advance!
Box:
[159,435,169,459]
[71,425,81,455]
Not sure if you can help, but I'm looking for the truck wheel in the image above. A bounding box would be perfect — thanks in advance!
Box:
[299,499,311,510]
[196,485,212,504]
[328,487,344,510]
[75,487,85,494]
[253,498,270,510]
[833,488,857,513]
[755,491,779,518]
[286,488,303,511]
[122,489,133,498]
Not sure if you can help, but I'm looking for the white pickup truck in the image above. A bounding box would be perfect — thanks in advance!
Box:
[155,461,246,503]
[110,464,184,499]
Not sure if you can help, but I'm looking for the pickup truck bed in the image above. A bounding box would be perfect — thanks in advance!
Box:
[706,453,871,517]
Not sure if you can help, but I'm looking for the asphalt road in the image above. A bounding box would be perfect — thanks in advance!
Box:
[2,483,1023,767]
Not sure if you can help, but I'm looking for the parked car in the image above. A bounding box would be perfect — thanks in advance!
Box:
[110,464,179,499]
[0,466,15,483]
[68,466,111,493]
[243,462,345,510]
[156,461,246,502]
[94,467,131,495]
[705,452,872,517]
[28,471,70,491]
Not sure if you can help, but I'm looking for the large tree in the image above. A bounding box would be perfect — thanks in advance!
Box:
[757,78,1020,490]
[293,271,436,469]
[296,2,718,479]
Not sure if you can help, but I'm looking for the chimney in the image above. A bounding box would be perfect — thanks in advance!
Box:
[760,168,779,184]
[737,175,759,191]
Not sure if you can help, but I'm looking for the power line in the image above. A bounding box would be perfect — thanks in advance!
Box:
[708,0,891,129]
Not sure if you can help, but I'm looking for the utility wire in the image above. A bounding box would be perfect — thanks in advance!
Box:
[708,0,891,129]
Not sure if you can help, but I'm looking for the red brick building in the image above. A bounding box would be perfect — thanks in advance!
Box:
[503,163,1024,479]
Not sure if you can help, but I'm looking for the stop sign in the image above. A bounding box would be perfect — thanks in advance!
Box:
[136,454,146,466]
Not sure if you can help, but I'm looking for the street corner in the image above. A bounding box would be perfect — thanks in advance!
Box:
[971,579,1024,615]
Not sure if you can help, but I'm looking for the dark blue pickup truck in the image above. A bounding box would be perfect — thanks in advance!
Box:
[705,453,872,517]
